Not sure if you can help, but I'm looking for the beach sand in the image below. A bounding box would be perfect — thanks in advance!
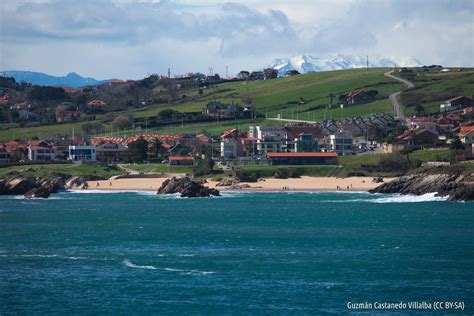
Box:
[86,175,391,192]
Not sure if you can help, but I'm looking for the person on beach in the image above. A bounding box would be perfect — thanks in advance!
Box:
[96,182,99,187]
[109,182,112,186]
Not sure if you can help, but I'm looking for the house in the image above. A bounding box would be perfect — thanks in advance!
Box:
[96,143,128,164]
[284,70,300,77]
[18,109,35,120]
[459,126,474,144]
[440,96,473,112]
[220,129,245,159]
[0,94,11,106]
[237,71,250,80]
[203,101,246,119]
[267,152,337,165]
[56,110,81,123]
[3,140,27,159]
[0,146,12,164]
[263,68,278,80]
[87,99,107,107]
[345,90,372,105]
[327,132,353,155]
[249,71,264,80]
[168,156,195,165]
[249,125,286,154]
[397,129,438,147]
[28,141,56,161]
[284,126,323,152]
[68,145,96,163]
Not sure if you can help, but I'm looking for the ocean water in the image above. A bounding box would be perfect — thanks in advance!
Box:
[0,191,473,314]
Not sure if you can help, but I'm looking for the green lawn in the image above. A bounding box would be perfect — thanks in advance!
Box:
[0,163,123,178]
[399,68,474,115]
[122,163,192,174]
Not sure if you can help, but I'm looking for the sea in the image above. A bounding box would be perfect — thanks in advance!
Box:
[0,190,473,314]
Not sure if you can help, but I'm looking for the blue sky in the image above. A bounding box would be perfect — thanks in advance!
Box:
[0,0,473,79]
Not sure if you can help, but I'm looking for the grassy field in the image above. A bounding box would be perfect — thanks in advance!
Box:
[0,163,123,178]
[122,163,193,174]
[399,68,474,114]
[0,68,401,141]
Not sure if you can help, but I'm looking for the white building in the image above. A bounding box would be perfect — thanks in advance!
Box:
[68,145,96,163]
[249,125,286,154]
[327,131,353,155]
[28,141,56,161]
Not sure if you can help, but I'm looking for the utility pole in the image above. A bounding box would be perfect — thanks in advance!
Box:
[366,56,369,69]
[225,65,228,79]
[168,68,171,78]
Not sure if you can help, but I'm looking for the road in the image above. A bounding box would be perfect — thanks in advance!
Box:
[384,70,415,122]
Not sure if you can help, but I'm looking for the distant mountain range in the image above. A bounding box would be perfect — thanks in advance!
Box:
[266,54,423,76]
[0,71,114,88]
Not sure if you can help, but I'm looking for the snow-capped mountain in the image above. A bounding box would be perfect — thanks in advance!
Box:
[266,54,423,76]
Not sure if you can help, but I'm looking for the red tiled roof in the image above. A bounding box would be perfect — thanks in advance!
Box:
[267,152,337,158]
[242,137,259,141]
[169,156,195,161]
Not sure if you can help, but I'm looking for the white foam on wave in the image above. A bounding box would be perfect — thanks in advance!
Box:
[123,259,214,275]
[12,254,87,260]
[177,254,196,257]
[123,259,157,270]
[370,192,448,203]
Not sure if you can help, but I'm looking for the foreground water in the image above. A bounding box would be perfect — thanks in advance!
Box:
[0,191,473,314]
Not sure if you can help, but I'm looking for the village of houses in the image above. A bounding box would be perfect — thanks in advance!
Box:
[0,93,473,169]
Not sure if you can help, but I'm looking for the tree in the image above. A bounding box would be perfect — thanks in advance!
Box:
[450,136,465,150]
[414,104,425,116]
[328,92,335,105]
[82,122,104,135]
[127,138,148,163]
[192,157,214,177]
[27,86,69,102]
[111,115,132,130]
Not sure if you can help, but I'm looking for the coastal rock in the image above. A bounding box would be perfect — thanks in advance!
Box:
[216,177,239,187]
[369,173,474,201]
[65,176,89,189]
[0,174,65,198]
[157,177,219,198]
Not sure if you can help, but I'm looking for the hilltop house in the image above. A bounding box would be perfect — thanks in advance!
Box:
[284,70,300,77]
[203,101,246,119]
[87,99,107,107]
[28,140,56,161]
[440,96,473,112]
[263,68,278,80]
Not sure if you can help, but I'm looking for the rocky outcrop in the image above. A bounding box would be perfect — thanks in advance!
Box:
[369,173,474,201]
[157,177,219,198]
[0,174,65,198]
[65,176,88,189]
[216,177,239,187]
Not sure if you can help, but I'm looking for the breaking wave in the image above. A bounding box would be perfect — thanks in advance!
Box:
[370,192,448,203]
[123,259,215,275]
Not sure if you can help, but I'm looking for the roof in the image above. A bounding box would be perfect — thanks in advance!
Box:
[460,126,474,133]
[267,152,337,158]
[87,99,107,106]
[169,156,195,161]
[242,137,259,141]
[447,96,466,102]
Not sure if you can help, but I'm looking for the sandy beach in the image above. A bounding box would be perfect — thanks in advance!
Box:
[86,175,392,192]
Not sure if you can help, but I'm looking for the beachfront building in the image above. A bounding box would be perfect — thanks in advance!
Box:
[68,145,96,163]
[28,141,56,161]
[267,152,337,165]
[459,126,474,144]
[249,125,286,154]
[284,126,323,152]
[96,143,128,164]
[220,129,245,159]
[327,132,353,155]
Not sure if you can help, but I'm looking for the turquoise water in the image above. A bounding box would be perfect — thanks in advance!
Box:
[0,191,473,314]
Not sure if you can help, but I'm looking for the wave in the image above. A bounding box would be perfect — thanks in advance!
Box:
[370,192,448,203]
[11,254,87,260]
[123,259,157,270]
[123,259,214,275]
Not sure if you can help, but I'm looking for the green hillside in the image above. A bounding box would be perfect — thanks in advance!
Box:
[399,68,474,115]
[0,68,402,140]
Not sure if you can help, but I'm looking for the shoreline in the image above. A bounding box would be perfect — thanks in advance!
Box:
[85,176,393,192]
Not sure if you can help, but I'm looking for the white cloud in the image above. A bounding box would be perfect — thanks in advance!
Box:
[0,0,472,79]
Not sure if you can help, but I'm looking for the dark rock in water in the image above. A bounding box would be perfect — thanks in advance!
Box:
[0,174,65,198]
[158,177,219,198]
[24,187,51,198]
[369,173,474,201]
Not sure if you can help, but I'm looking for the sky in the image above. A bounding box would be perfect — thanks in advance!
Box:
[0,0,473,80]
